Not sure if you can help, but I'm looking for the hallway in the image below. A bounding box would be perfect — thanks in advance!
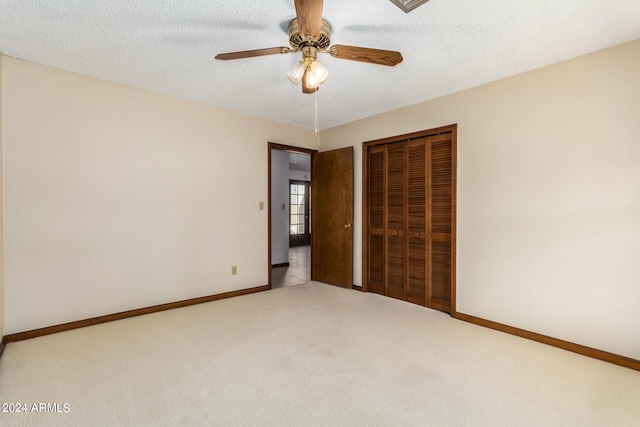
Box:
[272,245,310,288]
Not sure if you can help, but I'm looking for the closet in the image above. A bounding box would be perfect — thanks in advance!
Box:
[363,125,456,314]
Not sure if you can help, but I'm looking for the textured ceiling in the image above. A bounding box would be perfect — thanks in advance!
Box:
[1,1,639,130]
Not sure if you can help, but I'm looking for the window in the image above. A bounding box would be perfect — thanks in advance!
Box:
[289,180,311,246]
[290,183,307,235]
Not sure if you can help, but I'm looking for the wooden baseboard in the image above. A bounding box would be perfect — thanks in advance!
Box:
[271,262,290,268]
[4,285,270,344]
[0,336,6,358]
[454,312,640,372]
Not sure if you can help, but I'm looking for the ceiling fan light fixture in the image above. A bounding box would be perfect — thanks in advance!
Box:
[309,60,328,84]
[215,0,403,95]
[287,61,306,84]
[305,69,320,89]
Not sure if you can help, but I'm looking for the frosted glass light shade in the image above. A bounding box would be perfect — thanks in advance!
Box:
[287,62,305,84]
[309,60,328,84]
[305,69,320,88]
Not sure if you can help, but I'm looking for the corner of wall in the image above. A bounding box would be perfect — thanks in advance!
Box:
[0,53,5,341]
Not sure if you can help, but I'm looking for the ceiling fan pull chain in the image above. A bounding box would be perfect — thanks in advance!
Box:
[314,89,319,136]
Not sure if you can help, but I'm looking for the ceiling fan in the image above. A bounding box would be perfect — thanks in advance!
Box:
[215,0,403,94]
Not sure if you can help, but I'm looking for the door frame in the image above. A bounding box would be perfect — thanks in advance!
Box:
[267,142,317,288]
[361,124,457,314]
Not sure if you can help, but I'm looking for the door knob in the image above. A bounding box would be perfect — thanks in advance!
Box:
[344,223,352,229]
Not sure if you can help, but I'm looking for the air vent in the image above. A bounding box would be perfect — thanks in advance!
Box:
[389,0,431,13]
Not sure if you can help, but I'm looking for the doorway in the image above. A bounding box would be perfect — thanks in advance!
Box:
[269,144,314,288]
[268,142,355,290]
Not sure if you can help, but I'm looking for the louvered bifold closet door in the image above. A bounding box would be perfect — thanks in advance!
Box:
[385,142,406,300]
[367,146,385,295]
[428,133,454,313]
[406,139,427,305]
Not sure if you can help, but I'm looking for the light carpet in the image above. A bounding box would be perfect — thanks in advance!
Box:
[1,282,639,426]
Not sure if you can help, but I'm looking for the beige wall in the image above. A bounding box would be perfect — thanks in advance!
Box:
[0,55,4,337]
[3,39,639,360]
[2,57,316,334]
[320,39,640,360]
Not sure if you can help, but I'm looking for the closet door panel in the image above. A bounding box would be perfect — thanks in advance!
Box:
[367,147,385,294]
[406,140,427,305]
[386,143,405,231]
[368,233,384,294]
[386,237,405,299]
[431,240,452,303]
[385,142,406,300]
[428,133,453,312]
[407,239,426,305]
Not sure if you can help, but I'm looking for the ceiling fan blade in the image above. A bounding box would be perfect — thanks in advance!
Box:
[294,0,323,37]
[215,47,291,60]
[329,45,403,66]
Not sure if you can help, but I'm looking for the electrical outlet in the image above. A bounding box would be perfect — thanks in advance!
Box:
[282,203,286,210]
[259,201,264,211]
[231,265,237,275]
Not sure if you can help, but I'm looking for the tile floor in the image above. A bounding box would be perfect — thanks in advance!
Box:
[272,245,310,288]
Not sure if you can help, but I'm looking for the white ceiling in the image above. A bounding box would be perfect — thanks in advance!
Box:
[1,1,639,130]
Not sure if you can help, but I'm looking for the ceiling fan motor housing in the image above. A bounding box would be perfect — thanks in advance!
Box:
[288,18,331,50]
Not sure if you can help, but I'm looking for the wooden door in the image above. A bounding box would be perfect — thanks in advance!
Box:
[311,147,354,288]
